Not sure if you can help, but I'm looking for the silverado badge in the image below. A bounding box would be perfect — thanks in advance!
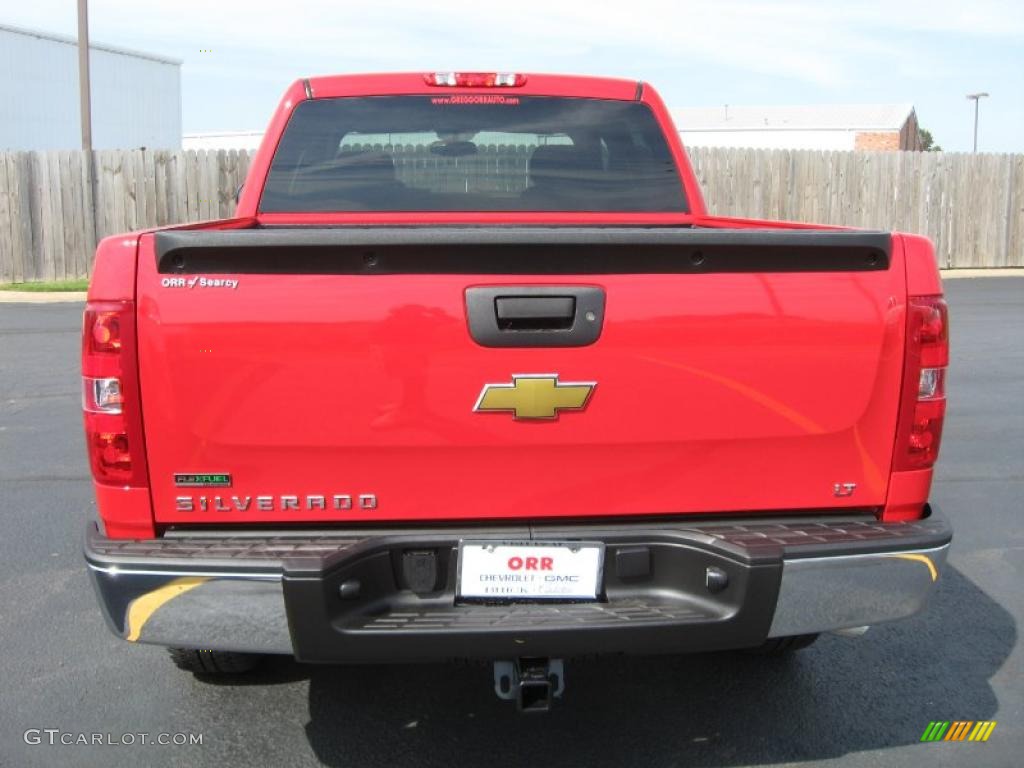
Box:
[473,374,595,420]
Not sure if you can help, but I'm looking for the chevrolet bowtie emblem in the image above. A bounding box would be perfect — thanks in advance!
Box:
[473,374,596,420]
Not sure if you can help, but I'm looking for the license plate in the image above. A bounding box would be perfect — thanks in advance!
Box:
[457,541,604,601]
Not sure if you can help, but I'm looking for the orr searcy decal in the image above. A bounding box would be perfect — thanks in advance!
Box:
[162,276,239,289]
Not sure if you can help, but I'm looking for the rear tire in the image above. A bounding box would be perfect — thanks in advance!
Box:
[743,633,820,655]
[168,648,262,675]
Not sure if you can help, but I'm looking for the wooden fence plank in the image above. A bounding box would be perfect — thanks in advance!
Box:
[12,154,33,282]
[81,151,98,268]
[51,152,68,279]
[205,149,219,220]
[1008,154,1024,269]
[29,152,48,281]
[58,152,78,280]
[67,150,84,278]
[168,151,184,225]
[153,151,169,228]
[141,150,156,230]
[185,150,200,222]
[125,150,141,232]
[0,154,13,283]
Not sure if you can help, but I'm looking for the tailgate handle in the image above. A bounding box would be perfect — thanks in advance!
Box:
[466,286,605,348]
[495,296,576,330]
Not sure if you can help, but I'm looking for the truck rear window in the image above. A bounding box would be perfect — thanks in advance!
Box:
[260,96,687,213]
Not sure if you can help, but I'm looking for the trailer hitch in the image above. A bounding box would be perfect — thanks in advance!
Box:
[493,658,565,712]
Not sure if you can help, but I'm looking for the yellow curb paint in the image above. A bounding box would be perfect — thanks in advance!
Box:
[125,576,210,642]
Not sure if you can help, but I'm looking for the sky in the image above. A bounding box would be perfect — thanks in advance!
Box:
[5,0,1023,152]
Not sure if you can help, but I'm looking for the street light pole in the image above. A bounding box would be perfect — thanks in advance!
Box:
[77,0,92,151]
[966,92,989,153]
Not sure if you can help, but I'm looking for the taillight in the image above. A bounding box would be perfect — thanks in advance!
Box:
[87,309,122,353]
[424,72,527,87]
[82,301,149,487]
[894,296,949,471]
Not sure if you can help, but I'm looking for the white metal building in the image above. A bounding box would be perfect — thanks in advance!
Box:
[183,131,264,151]
[671,104,921,151]
[0,23,182,150]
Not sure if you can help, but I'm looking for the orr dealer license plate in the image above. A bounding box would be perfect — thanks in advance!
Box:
[457,541,604,600]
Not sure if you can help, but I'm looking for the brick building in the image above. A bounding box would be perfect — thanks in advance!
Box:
[671,104,922,151]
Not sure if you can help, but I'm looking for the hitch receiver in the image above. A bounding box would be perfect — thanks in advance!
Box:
[493,658,565,712]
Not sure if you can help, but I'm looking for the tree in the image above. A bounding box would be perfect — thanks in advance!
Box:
[920,128,942,152]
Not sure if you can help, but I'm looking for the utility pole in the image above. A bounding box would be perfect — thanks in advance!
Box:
[77,0,99,258]
[77,0,92,151]
[966,92,989,153]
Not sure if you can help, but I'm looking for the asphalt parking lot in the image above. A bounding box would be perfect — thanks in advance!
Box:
[0,277,1021,768]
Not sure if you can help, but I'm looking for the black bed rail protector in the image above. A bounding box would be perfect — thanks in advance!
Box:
[154,227,891,275]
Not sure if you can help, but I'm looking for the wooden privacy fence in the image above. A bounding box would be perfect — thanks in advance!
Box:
[687,147,1024,269]
[0,149,252,283]
[0,146,1021,281]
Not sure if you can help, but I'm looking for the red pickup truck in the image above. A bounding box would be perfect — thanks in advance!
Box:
[83,72,951,711]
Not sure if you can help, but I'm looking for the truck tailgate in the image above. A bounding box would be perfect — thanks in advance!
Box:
[136,227,906,524]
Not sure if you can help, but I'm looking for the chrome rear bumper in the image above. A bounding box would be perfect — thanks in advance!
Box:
[86,565,293,654]
[768,544,948,637]
[85,508,951,660]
